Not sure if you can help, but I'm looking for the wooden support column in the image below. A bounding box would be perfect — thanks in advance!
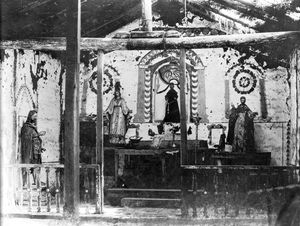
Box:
[224,79,230,119]
[259,78,268,119]
[180,49,188,165]
[63,0,80,218]
[141,0,152,31]
[96,50,104,214]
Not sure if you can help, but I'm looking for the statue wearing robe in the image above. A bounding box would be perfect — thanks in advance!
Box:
[227,98,256,153]
[105,91,129,144]
[163,84,180,123]
[20,110,42,164]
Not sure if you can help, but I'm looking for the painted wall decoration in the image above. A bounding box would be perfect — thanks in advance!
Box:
[137,49,204,123]
[226,63,263,95]
[0,47,295,166]
[232,69,257,95]
[30,60,48,93]
[89,64,120,95]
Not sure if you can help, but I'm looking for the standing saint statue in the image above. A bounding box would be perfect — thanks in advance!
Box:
[227,96,257,153]
[163,83,180,123]
[20,110,46,185]
[105,90,129,144]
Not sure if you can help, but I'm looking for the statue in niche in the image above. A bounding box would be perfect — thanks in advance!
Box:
[227,96,258,153]
[105,85,130,144]
[163,82,180,123]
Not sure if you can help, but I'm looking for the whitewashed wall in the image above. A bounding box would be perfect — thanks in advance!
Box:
[0,49,62,164]
[0,47,295,166]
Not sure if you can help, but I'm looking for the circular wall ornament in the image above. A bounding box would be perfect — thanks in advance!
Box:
[232,69,257,94]
[89,65,119,95]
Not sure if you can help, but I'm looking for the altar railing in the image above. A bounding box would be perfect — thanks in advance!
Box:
[3,163,101,214]
[180,165,300,223]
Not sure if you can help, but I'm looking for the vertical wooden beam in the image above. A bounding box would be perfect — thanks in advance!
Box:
[141,0,152,31]
[12,50,18,164]
[224,79,230,119]
[180,49,188,165]
[259,79,268,119]
[96,50,104,214]
[63,0,80,218]
[295,51,300,166]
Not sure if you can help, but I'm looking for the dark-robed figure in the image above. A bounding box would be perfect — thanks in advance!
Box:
[20,110,44,185]
[163,83,180,123]
[227,96,257,153]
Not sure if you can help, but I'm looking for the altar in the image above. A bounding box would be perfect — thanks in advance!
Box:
[109,147,175,185]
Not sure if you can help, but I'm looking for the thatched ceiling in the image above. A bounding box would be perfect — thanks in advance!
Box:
[1,0,299,39]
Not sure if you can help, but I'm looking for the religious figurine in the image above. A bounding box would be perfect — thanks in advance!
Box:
[227,96,258,153]
[20,110,46,185]
[105,90,129,144]
[163,82,180,123]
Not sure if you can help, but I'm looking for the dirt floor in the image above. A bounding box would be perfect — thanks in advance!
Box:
[2,205,273,226]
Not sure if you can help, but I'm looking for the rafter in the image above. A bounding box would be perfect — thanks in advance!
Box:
[83,3,141,36]
[211,0,276,22]
[185,2,217,22]
[188,1,257,31]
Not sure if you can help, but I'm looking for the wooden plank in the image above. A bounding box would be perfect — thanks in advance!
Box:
[1,31,299,51]
[96,50,104,214]
[63,0,80,218]
[180,49,188,165]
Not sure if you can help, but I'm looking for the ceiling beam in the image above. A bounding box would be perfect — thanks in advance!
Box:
[1,31,299,52]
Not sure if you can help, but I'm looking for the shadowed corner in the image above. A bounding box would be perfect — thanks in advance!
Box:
[275,188,300,226]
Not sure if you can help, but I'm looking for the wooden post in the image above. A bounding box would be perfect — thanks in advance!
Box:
[180,49,188,165]
[96,50,104,214]
[141,0,152,31]
[63,0,80,218]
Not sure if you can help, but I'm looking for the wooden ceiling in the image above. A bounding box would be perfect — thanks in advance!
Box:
[1,0,299,39]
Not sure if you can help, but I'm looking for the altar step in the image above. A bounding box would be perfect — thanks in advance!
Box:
[106,188,182,207]
[121,197,181,208]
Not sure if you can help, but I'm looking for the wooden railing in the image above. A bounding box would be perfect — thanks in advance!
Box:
[4,163,101,214]
[180,165,300,222]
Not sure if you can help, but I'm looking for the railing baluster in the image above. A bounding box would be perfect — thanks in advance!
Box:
[84,167,90,214]
[213,170,219,215]
[267,168,272,226]
[224,172,229,217]
[37,167,41,212]
[95,165,100,213]
[19,168,24,207]
[46,167,51,212]
[234,171,239,217]
[203,190,208,218]
[55,169,60,213]
[203,170,208,218]
[245,169,251,217]
[192,170,197,218]
[26,167,32,212]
